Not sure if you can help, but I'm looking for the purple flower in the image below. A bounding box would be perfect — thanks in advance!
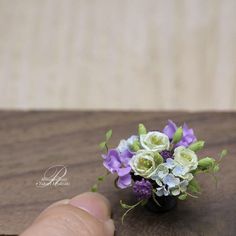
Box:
[163,120,197,147]
[102,149,133,189]
[160,150,173,160]
[133,179,152,200]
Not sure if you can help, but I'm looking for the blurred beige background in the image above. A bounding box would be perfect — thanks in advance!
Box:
[0,0,235,110]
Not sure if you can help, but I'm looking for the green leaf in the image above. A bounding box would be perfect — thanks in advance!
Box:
[105,129,112,141]
[188,141,205,152]
[220,149,228,160]
[178,193,187,200]
[91,184,98,192]
[99,141,106,150]
[188,179,201,194]
[138,123,147,135]
[97,176,105,181]
[172,127,183,144]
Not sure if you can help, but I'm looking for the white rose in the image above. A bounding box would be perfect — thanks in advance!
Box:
[174,146,198,171]
[140,131,170,152]
[129,150,163,178]
[117,135,138,153]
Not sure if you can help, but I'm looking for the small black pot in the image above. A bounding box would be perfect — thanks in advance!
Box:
[145,195,177,213]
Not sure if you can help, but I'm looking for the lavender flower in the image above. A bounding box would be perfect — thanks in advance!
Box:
[133,179,152,200]
[163,120,197,147]
[103,149,133,189]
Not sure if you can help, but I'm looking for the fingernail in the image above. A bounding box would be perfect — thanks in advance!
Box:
[69,192,111,221]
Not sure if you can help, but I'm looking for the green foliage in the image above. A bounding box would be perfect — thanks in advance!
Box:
[138,123,147,135]
[213,164,220,173]
[189,140,205,152]
[219,149,228,161]
[193,149,227,190]
[172,127,183,144]
[188,179,201,194]
[90,172,110,193]
[178,193,187,200]
[141,199,148,206]
[105,129,113,141]
[99,129,113,152]
[99,141,106,150]
[120,200,144,224]
[97,175,105,181]
[91,184,98,192]
[198,157,215,171]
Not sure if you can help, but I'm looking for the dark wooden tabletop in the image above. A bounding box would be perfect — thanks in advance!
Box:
[0,111,236,236]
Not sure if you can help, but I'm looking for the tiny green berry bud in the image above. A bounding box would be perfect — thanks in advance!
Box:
[172,127,183,144]
[138,123,147,135]
[189,141,205,152]
[198,157,215,170]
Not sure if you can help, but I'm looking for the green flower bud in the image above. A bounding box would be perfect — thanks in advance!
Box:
[172,127,183,144]
[138,123,147,135]
[189,141,205,152]
[154,152,164,165]
[130,140,141,152]
[198,157,215,170]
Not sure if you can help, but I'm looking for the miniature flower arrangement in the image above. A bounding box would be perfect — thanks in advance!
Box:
[91,120,227,222]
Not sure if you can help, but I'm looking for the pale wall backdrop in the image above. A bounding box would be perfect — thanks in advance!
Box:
[0,0,235,110]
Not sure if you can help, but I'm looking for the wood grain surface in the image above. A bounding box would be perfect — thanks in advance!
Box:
[0,111,236,235]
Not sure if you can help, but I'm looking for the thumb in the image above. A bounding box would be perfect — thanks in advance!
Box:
[21,192,115,236]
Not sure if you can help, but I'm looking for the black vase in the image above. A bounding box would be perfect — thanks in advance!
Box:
[145,195,177,213]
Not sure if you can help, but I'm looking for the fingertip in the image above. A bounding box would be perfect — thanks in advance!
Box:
[69,192,111,221]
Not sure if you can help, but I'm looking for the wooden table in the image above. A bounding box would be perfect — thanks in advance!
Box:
[0,111,235,236]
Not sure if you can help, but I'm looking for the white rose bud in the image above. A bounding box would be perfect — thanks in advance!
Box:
[140,131,170,152]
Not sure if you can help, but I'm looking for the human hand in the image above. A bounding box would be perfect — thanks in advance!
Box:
[21,192,115,236]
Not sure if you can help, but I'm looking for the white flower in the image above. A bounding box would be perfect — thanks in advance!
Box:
[153,164,169,179]
[172,164,193,181]
[117,139,128,153]
[140,131,170,152]
[163,158,176,169]
[174,146,198,171]
[172,164,189,176]
[151,164,169,186]
[156,185,170,196]
[181,173,193,181]
[163,174,180,188]
[170,180,189,196]
[127,135,139,146]
[117,135,138,153]
[129,150,162,178]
